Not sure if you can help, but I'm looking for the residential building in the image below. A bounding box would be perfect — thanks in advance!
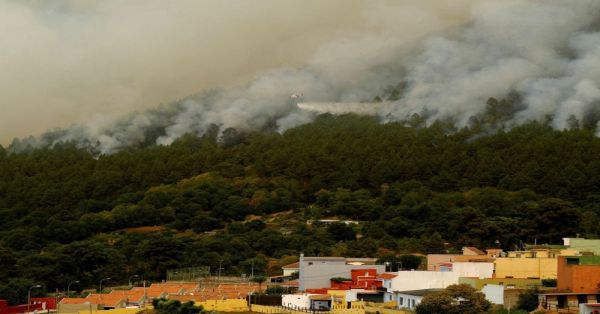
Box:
[538,256,600,312]
[557,256,600,293]
[0,300,44,314]
[463,247,486,256]
[395,289,443,310]
[449,262,494,278]
[298,254,384,291]
[538,292,598,313]
[564,238,600,256]
[282,262,299,277]
[378,273,397,302]
[494,249,560,279]
[427,247,495,271]
[281,293,331,311]
[389,271,460,293]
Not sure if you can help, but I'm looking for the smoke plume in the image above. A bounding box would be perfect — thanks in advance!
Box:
[8,0,600,153]
[384,0,600,132]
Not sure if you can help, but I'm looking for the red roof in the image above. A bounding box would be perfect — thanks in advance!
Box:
[378,273,397,280]
[282,262,299,269]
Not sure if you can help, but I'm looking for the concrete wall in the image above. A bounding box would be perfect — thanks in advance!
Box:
[452,262,494,279]
[283,269,298,277]
[558,256,600,293]
[390,271,459,292]
[494,257,557,279]
[481,284,504,304]
[282,294,311,310]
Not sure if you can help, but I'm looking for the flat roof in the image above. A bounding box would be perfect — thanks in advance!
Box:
[395,289,444,297]
[539,292,599,296]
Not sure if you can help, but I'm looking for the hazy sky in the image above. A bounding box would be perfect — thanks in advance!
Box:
[0,0,477,144]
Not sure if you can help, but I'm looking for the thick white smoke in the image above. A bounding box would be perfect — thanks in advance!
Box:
[9,0,600,154]
[384,0,600,132]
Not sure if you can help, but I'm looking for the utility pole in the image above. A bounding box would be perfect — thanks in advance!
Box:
[67,281,79,298]
[28,285,42,314]
[218,260,223,283]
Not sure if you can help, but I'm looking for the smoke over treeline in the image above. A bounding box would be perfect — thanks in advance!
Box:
[7,0,600,154]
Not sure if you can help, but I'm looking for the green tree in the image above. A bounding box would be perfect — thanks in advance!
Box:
[416,284,491,314]
[516,288,539,312]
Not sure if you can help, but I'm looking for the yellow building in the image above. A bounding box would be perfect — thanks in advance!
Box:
[495,249,560,279]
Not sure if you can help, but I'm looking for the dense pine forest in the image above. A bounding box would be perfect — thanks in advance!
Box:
[1,114,600,304]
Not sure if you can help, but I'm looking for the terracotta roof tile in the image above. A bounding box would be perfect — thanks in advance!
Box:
[378,273,397,280]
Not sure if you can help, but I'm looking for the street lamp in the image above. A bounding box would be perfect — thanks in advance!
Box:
[99,278,111,294]
[27,284,42,314]
[67,281,79,297]
[128,275,139,287]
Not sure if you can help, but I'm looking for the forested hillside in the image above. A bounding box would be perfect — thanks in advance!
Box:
[1,114,599,303]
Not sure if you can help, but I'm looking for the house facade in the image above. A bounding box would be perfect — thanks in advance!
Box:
[298,254,385,291]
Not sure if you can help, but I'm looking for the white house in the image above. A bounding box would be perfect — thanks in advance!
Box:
[378,273,397,302]
[282,294,332,311]
[395,289,443,310]
[390,271,460,292]
[451,262,494,279]
[282,262,299,277]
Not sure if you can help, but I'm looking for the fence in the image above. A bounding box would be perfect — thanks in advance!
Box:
[250,301,409,314]
[166,267,211,281]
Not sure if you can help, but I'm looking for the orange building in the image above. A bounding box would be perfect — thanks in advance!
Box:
[538,256,600,312]
[557,256,600,293]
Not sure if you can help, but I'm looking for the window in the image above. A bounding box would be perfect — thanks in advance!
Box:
[308,262,313,265]
[399,297,403,305]
[566,258,579,265]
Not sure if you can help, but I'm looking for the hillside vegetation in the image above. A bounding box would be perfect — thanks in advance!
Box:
[1,114,599,303]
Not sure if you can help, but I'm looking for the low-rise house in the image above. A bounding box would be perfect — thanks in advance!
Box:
[449,262,495,278]
[427,247,496,271]
[557,256,600,293]
[494,249,561,279]
[378,273,397,302]
[282,293,332,311]
[58,295,125,313]
[538,256,600,313]
[298,254,385,291]
[389,271,460,293]
[563,238,600,256]
[282,262,299,277]
[0,299,44,314]
[395,289,443,310]
[136,282,199,299]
